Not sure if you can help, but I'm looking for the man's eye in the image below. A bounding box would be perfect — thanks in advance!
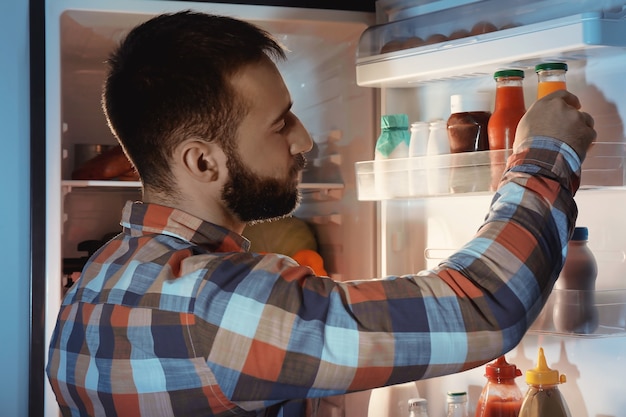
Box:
[276,121,287,133]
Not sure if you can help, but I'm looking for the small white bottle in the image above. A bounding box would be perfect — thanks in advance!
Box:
[408,398,429,417]
[426,119,450,195]
[426,119,450,156]
[409,121,429,157]
[408,121,429,196]
[445,392,468,417]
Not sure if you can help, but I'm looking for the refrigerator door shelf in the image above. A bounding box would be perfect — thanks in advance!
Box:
[355,142,626,201]
[529,288,626,338]
[356,11,626,87]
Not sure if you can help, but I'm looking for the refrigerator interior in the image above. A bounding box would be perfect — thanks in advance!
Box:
[44,1,377,415]
[359,0,626,416]
[42,0,626,416]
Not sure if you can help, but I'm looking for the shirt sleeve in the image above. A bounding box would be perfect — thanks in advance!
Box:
[197,136,582,410]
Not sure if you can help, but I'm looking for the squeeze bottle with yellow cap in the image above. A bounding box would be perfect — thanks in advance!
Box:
[519,348,572,417]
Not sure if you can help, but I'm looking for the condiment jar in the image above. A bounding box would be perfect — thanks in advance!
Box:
[535,62,568,99]
[488,69,526,150]
[475,356,523,417]
[519,348,572,417]
[447,93,491,153]
[553,226,599,334]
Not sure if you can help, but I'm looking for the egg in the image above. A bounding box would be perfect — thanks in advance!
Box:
[380,40,405,54]
[402,36,425,49]
[423,33,448,45]
[470,21,498,35]
[449,29,470,40]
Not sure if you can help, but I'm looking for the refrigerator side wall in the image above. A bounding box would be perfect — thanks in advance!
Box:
[1,1,32,416]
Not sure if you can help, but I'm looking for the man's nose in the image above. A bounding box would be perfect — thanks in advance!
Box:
[289,116,313,155]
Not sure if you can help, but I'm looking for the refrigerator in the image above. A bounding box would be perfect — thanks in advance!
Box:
[33,0,626,416]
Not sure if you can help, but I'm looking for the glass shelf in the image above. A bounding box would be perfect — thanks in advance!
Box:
[355,142,626,201]
[61,180,344,192]
[529,288,626,338]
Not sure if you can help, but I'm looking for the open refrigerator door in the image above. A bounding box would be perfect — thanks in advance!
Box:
[355,0,626,416]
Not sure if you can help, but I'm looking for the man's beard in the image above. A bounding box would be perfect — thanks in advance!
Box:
[221,148,306,223]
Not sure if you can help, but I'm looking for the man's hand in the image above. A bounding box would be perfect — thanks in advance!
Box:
[514,90,596,161]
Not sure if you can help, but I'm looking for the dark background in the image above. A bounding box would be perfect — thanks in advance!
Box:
[183,0,378,12]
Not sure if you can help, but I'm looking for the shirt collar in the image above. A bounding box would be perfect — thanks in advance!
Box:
[120,201,250,253]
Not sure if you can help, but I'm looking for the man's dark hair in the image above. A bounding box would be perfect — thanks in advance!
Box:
[102,10,286,193]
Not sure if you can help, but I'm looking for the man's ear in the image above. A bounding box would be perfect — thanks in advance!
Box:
[179,139,221,182]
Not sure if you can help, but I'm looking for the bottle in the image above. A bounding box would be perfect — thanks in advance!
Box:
[409,121,430,158]
[553,226,599,334]
[408,398,429,417]
[427,119,450,156]
[475,356,523,417]
[519,348,572,417]
[446,93,491,153]
[374,114,411,198]
[446,391,469,417]
[426,119,450,195]
[367,381,420,417]
[488,69,526,151]
[408,121,430,196]
[535,62,568,99]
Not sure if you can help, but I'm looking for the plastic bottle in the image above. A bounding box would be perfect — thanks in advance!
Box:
[426,119,450,195]
[374,114,411,198]
[446,392,469,417]
[409,121,430,158]
[427,119,450,156]
[408,398,429,417]
[475,356,523,417]
[488,69,526,151]
[446,93,491,153]
[368,381,420,417]
[553,226,599,334]
[519,348,572,417]
[535,62,567,99]
[408,121,430,196]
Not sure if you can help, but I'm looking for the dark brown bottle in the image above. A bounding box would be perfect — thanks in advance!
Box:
[553,226,599,334]
[447,93,491,153]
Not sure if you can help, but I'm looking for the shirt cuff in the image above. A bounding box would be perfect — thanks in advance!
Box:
[506,136,583,194]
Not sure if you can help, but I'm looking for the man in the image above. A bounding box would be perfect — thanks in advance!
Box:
[46,10,596,417]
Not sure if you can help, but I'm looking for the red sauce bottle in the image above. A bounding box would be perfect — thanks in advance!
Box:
[488,69,526,150]
[475,356,523,417]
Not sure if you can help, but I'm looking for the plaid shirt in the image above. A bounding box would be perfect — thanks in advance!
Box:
[47,137,581,417]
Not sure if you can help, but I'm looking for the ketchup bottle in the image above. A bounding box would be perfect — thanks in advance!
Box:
[475,356,523,417]
[488,69,526,150]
